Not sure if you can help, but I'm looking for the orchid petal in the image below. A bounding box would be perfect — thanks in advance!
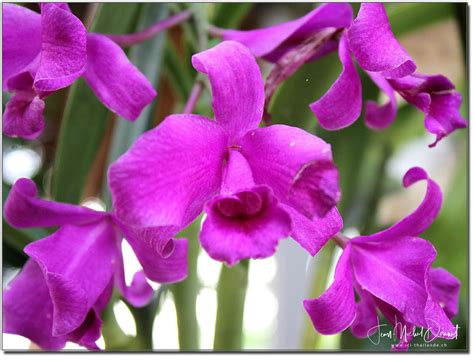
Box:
[347,3,416,78]
[125,233,188,284]
[304,245,356,334]
[356,167,442,242]
[2,4,41,91]
[3,91,45,140]
[351,286,379,338]
[83,33,156,121]
[222,3,353,62]
[389,74,467,146]
[283,205,342,256]
[200,185,291,266]
[220,150,256,194]
[423,268,460,340]
[5,178,106,228]
[192,41,264,140]
[24,220,118,336]
[310,34,362,130]
[109,114,227,229]
[365,71,398,129]
[429,267,461,319]
[3,260,67,350]
[351,236,436,328]
[240,124,339,218]
[33,3,87,91]
[67,280,113,349]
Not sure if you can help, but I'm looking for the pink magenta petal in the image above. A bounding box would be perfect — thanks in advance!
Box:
[222,3,353,62]
[283,205,342,256]
[83,33,156,121]
[5,178,106,228]
[351,236,436,328]
[200,185,291,266]
[365,71,398,129]
[3,260,67,350]
[191,41,264,141]
[351,286,379,338]
[429,267,461,319]
[389,73,467,146]
[109,114,227,229]
[2,3,42,91]
[303,245,356,334]
[24,220,118,336]
[3,90,45,140]
[310,34,362,130]
[240,124,339,219]
[355,167,442,242]
[347,3,416,78]
[33,3,87,91]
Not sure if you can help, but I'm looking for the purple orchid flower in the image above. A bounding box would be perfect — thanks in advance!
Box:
[108,40,343,266]
[2,3,157,140]
[303,167,460,351]
[221,3,466,146]
[3,178,187,350]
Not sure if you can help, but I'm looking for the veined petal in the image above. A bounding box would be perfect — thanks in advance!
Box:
[127,235,188,284]
[24,220,118,336]
[351,286,379,338]
[67,280,113,349]
[3,260,67,350]
[429,267,461,319]
[310,34,362,130]
[389,74,467,147]
[355,167,442,242]
[34,3,87,91]
[200,185,291,266]
[109,114,227,229]
[347,3,416,78]
[192,41,264,140]
[365,71,397,129]
[424,268,460,340]
[351,236,436,328]
[221,150,256,194]
[83,33,156,121]
[4,178,106,228]
[222,3,353,62]
[2,3,42,91]
[303,244,356,334]
[3,91,45,140]
[240,124,339,218]
[283,205,342,256]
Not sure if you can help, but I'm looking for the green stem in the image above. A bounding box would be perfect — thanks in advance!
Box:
[170,218,201,350]
[301,241,335,349]
[127,295,160,350]
[213,260,249,350]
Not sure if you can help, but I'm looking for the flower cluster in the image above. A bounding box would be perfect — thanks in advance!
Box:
[2,2,465,352]
[222,3,467,146]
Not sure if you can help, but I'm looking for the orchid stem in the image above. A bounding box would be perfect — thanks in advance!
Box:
[106,9,192,47]
[213,260,249,350]
[183,82,203,114]
[170,217,202,350]
[332,233,350,248]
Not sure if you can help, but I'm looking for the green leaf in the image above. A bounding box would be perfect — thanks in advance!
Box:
[387,3,456,36]
[212,3,253,28]
[51,4,142,204]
